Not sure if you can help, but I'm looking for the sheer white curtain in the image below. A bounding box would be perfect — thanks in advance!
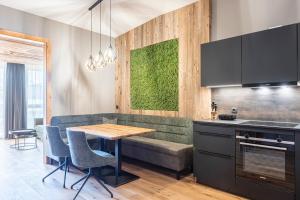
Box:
[0,61,5,138]
[25,64,44,129]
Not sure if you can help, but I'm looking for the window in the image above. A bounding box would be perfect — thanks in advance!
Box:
[0,61,5,138]
[0,61,44,137]
[25,64,44,129]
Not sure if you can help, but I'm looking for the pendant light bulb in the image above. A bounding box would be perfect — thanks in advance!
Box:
[104,44,116,64]
[95,50,106,68]
[86,55,96,71]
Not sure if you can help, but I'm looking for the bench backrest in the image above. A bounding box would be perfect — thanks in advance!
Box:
[50,113,115,138]
[51,113,193,144]
[115,114,193,144]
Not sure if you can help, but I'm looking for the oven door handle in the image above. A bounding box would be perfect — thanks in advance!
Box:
[239,142,287,151]
[236,135,295,145]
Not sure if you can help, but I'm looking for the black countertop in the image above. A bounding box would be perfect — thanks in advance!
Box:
[194,119,300,131]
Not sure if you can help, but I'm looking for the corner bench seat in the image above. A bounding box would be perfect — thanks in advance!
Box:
[123,136,193,172]
[46,113,193,179]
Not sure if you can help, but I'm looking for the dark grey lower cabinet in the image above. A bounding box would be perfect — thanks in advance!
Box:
[193,123,236,193]
[194,150,235,192]
[193,122,299,200]
[296,132,300,200]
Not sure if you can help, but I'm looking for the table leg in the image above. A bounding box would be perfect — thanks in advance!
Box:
[95,138,138,187]
[115,139,122,184]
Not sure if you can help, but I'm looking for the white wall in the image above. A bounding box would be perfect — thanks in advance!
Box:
[212,0,300,41]
[0,5,115,116]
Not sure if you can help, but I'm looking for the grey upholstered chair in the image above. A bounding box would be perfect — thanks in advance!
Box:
[42,126,70,188]
[67,130,115,199]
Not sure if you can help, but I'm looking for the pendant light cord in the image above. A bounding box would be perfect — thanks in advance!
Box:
[110,0,112,46]
[99,2,102,48]
[90,9,93,55]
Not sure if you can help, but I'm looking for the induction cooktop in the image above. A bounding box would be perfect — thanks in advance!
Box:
[240,120,299,128]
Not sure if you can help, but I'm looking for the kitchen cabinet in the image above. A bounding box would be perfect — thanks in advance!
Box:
[194,150,235,191]
[298,24,300,81]
[201,36,242,87]
[242,24,298,86]
[296,132,300,200]
[193,123,235,192]
[194,121,299,200]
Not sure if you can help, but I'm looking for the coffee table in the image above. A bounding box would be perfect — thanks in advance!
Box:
[9,129,37,150]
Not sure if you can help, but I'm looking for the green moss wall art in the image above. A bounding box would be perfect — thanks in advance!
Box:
[130,39,179,111]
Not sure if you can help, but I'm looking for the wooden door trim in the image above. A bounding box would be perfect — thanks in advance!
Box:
[0,29,52,124]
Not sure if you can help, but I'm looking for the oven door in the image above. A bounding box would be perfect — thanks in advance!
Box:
[236,135,295,192]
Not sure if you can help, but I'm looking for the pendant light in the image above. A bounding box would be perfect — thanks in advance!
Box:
[104,0,116,64]
[94,2,106,69]
[85,9,96,71]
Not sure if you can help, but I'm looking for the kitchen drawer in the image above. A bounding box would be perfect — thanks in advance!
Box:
[194,150,235,192]
[193,124,235,136]
[194,132,235,156]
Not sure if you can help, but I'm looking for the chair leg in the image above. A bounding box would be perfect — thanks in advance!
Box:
[42,161,66,183]
[73,174,91,200]
[71,174,89,189]
[63,157,68,188]
[95,177,114,198]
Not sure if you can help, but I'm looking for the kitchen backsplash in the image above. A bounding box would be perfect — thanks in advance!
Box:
[212,86,300,122]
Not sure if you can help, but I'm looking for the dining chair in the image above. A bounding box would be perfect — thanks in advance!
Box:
[67,130,115,199]
[42,126,70,188]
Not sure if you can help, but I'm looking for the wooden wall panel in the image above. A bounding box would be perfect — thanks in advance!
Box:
[115,0,211,120]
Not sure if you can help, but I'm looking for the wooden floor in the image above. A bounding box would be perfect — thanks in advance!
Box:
[0,139,246,200]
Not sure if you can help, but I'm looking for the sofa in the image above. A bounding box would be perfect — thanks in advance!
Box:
[34,118,44,139]
[44,113,193,179]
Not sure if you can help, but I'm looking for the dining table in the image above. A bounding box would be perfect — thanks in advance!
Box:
[67,123,155,187]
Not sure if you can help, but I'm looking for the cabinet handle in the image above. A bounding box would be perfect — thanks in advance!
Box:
[236,135,294,145]
[240,142,287,151]
[197,149,232,159]
[195,131,233,138]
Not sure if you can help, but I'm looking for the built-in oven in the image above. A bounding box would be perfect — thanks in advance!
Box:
[236,129,295,193]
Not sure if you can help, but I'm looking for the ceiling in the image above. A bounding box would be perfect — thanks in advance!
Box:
[0,36,44,65]
[0,0,197,37]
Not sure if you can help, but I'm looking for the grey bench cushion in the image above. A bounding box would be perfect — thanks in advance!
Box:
[122,136,193,171]
[124,136,192,157]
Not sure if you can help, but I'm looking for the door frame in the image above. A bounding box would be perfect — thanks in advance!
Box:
[0,29,52,124]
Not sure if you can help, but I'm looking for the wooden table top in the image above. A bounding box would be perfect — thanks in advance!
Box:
[67,124,155,140]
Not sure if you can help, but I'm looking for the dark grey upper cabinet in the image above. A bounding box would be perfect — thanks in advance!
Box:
[296,132,300,200]
[298,24,300,81]
[242,24,298,86]
[201,36,242,86]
